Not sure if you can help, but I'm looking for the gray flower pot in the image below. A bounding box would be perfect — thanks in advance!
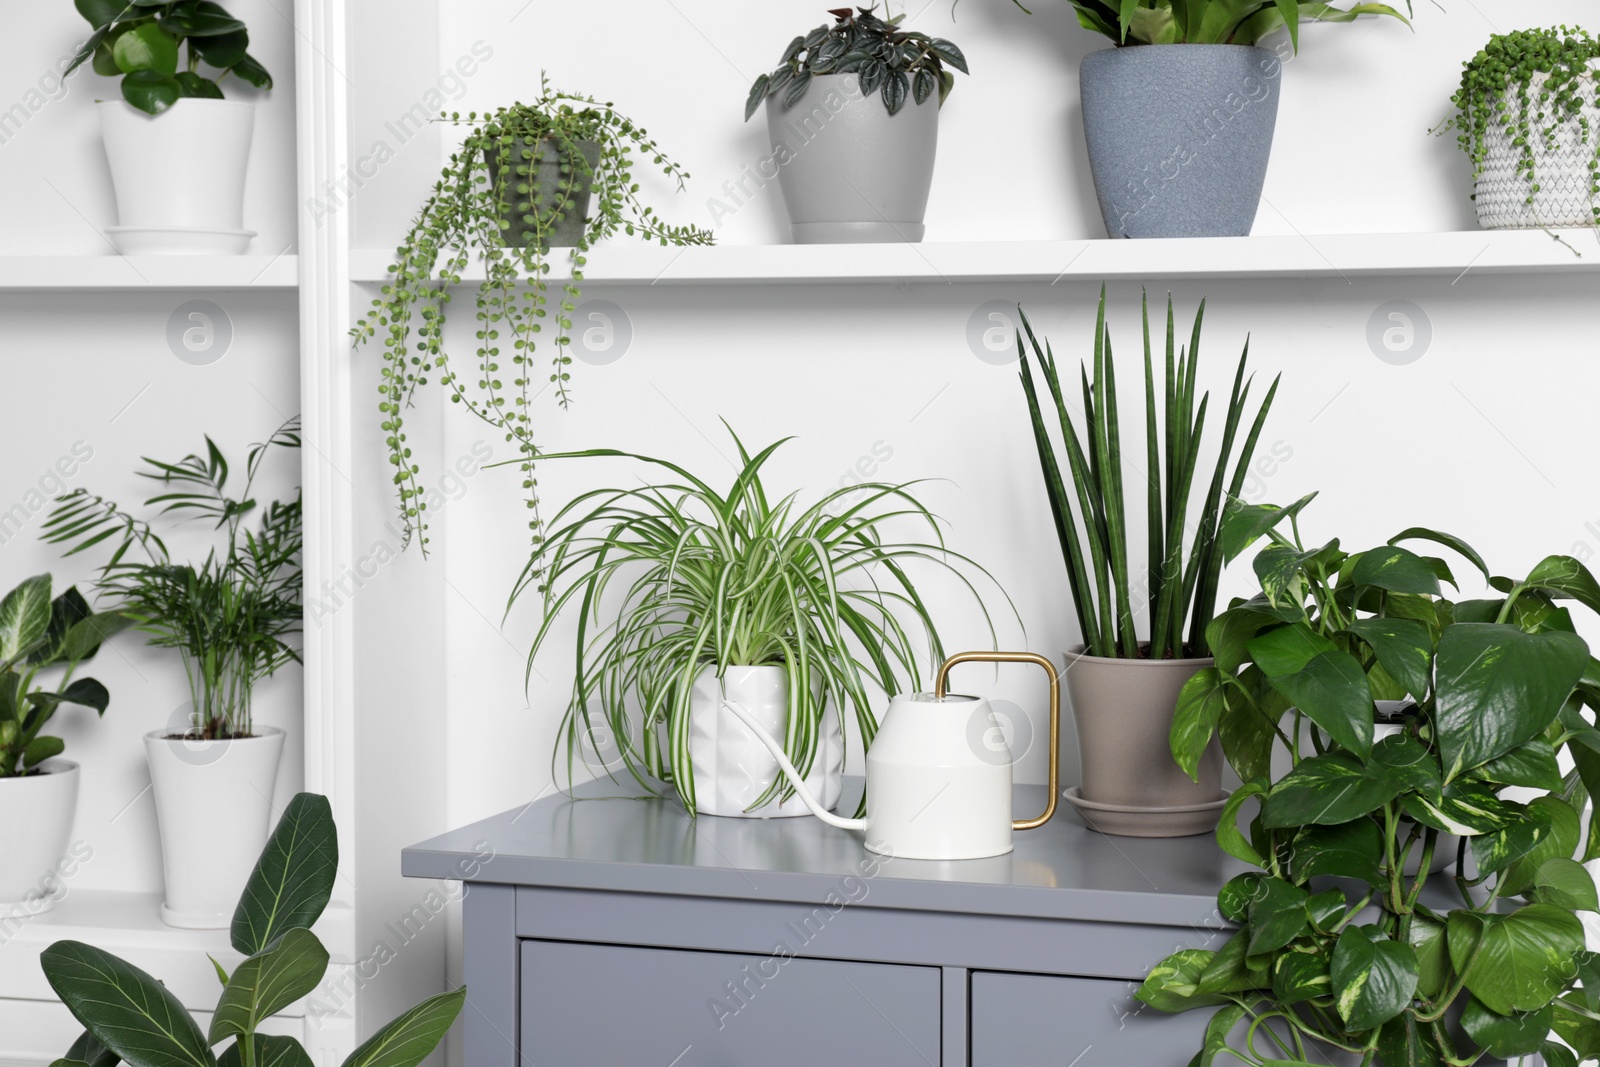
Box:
[1079,44,1282,239]
[764,73,938,244]
[485,136,601,250]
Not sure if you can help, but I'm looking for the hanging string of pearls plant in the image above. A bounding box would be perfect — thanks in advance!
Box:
[352,77,713,570]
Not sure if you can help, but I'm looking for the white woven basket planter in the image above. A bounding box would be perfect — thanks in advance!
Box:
[1474,67,1600,229]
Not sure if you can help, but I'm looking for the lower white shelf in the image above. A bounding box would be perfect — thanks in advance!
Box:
[0,255,298,290]
[347,229,1600,287]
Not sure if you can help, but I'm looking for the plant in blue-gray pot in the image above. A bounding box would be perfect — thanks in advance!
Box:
[1145,496,1600,1066]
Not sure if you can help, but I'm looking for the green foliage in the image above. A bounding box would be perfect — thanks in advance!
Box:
[41,793,461,1067]
[1002,0,1410,49]
[352,76,712,562]
[1015,287,1277,660]
[1441,27,1600,226]
[744,5,968,120]
[1145,498,1600,1065]
[0,575,129,777]
[518,426,1013,814]
[41,420,302,740]
[67,0,272,115]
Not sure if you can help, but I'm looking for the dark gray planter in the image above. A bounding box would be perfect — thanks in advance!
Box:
[1080,44,1282,239]
[485,136,601,250]
[764,72,939,244]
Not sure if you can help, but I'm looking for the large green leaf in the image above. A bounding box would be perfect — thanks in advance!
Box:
[1217,873,1265,924]
[1501,795,1582,894]
[208,928,328,1043]
[1400,779,1512,837]
[1262,753,1401,828]
[231,793,338,955]
[121,69,183,114]
[1247,624,1373,757]
[1367,733,1442,798]
[1171,667,1227,782]
[1206,607,1277,674]
[1390,527,1491,584]
[1272,944,1331,1006]
[1135,950,1230,1013]
[1246,877,1308,956]
[1345,617,1433,704]
[1331,927,1418,1031]
[217,1036,312,1067]
[1523,555,1600,616]
[1377,1012,1444,1067]
[1451,904,1585,1015]
[1471,800,1555,875]
[339,988,465,1067]
[0,576,53,665]
[113,24,179,75]
[1351,545,1442,597]
[1196,930,1269,995]
[41,941,216,1067]
[1474,737,1563,792]
[1407,914,1449,999]
[1461,996,1554,1057]
[1219,493,1317,564]
[1534,858,1600,912]
[1433,624,1588,780]
[1288,818,1383,885]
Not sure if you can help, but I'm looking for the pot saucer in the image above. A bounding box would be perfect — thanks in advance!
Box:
[1064,786,1228,839]
[107,227,256,255]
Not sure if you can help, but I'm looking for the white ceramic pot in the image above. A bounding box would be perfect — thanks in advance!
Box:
[0,760,79,916]
[98,99,256,254]
[144,726,284,928]
[688,665,842,818]
[1475,66,1600,230]
[764,73,939,244]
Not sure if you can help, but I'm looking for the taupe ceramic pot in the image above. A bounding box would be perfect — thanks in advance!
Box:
[1062,646,1226,837]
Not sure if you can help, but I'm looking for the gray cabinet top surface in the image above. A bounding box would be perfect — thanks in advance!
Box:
[404,778,1248,928]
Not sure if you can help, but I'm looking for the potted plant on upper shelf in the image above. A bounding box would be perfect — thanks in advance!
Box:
[1143,500,1600,1067]
[1003,0,1411,238]
[1440,26,1600,232]
[1014,288,1277,837]
[354,77,713,562]
[41,419,302,929]
[517,427,1012,818]
[43,792,465,1067]
[744,5,968,244]
[67,0,272,254]
[0,575,128,917]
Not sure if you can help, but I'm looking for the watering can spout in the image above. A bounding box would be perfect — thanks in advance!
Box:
[719,698,868,830]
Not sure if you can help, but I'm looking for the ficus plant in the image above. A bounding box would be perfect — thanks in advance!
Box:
[42,793,464,1067]
[66,0,273,115]
[353,76,713,563]
[1144,497,1600,1066]
[745,5,969,120]
[1002,0,1412,51]
[1015,287,1277,660]
[0,575,130,778]
[517,425,1013,815]
[1439,26,1600,227]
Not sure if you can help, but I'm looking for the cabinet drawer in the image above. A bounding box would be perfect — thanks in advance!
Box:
[971,971,1208,1067]
[520,939,940,1067]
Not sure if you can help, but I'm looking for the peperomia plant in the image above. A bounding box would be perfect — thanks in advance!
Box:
[353,78,712,562]
[0,575,130,778]
[1441,26,1600,228]
[1146,497,1600,1066]
[66,0,273,115]
[1004,0,1411,51]
[42,793,464,1067]
[745,5,968,120]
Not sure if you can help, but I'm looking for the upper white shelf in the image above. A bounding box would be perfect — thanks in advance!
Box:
[348,229,1600,287]
[0,254,298,291]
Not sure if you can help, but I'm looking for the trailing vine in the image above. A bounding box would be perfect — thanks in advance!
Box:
[352,76,713,568]
[1443,26,1600,224]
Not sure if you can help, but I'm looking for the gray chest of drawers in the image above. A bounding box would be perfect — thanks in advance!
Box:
[402,779,1248,1067]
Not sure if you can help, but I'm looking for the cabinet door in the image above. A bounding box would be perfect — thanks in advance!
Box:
[971,971,1208,1067]
[521,940,940,1067]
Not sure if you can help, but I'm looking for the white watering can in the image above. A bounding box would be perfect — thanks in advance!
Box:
[721,651,1062,860]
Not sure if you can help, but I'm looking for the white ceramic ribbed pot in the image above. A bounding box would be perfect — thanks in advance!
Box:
[1474,66,1600,230]
[144,726,283,928]
[763,73,939,244]
[98,99,256,254]
[688,665,842,818]
[0,760,79,916]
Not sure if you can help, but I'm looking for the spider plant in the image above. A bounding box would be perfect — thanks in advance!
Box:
[40,419,302,740]
[514,426,1011,814]
[1016,288,1277,660]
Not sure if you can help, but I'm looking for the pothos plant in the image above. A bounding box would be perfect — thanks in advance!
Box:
[744,5,969,120]
[1002,0,1411,51]
[66,0,273,115]
[1440,26,1600,227]
[42,793,464,1067]
[353,78,713,563]
[1144,495,1600,1067]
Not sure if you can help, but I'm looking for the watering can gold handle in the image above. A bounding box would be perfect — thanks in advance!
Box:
[934,650,1061,832]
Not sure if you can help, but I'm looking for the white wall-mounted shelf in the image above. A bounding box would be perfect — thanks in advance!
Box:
[347,229,1600,288]
[0,255,298,291]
